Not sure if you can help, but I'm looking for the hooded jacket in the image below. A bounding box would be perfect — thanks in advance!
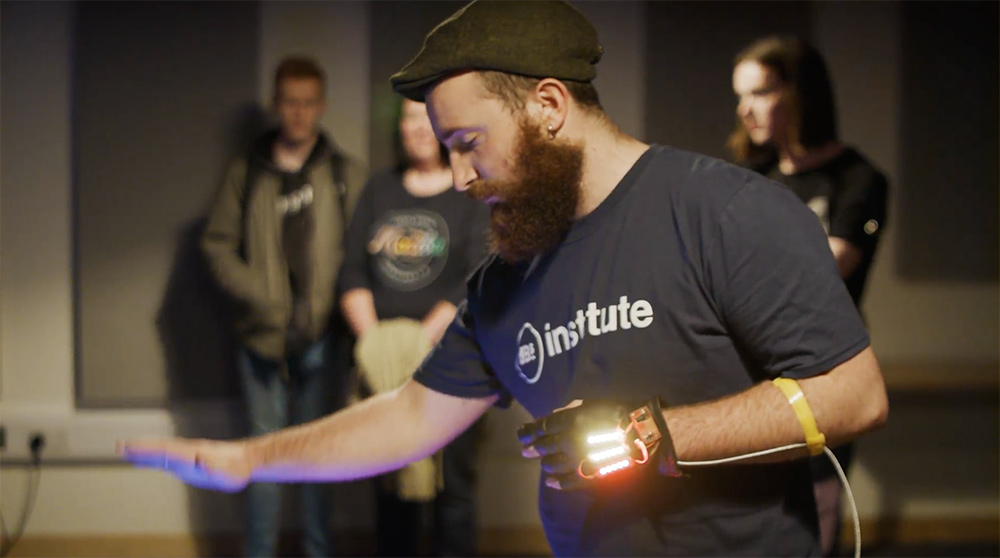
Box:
[202,130,366,360]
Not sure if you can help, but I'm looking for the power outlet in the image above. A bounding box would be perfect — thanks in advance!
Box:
[0,420,69,463]
[1,405,238,463]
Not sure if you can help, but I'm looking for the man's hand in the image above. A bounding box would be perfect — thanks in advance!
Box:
[118,438,253,493]
[518,398,681,490]
[518,400,632,490]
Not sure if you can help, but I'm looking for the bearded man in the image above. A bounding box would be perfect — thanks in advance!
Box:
[120,2,888,556]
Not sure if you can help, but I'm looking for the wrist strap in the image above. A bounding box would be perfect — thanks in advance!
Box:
[646,397,682,476]
[772,377,826,456]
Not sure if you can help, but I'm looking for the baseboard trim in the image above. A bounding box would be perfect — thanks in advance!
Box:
[880,361,999,391]
[3,527,551,557]
[5,518,997,557]
[842,516,1000,548]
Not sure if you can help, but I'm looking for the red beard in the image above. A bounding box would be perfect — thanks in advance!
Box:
[466,118,584,263]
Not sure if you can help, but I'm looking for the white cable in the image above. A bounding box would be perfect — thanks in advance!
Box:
[824,446,861,558]
[677,443,861,558]
[677,443,807,466]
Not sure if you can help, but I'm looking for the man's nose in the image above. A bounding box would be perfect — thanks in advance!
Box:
[449,153,477,192]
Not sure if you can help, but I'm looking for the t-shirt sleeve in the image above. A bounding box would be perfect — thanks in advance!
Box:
[337,175,378,294]
[828,168,889,255]
[413,298,513,406]
[706,177,870,379]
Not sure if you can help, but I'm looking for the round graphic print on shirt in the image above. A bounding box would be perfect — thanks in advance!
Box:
[368,208,450,291]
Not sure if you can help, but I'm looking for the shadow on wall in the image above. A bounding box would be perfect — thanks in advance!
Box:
[156,102,269,402]
[156,215,240,401]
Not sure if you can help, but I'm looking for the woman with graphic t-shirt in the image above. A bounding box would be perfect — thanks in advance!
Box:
[728,36,889,557]
[339,97,489,557]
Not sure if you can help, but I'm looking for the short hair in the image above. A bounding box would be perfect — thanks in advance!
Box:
[727,36,839,167]
[476,71,603,114]
[273,56,326,97]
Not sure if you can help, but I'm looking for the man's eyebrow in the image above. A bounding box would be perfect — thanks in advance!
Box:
[438,126,480,145]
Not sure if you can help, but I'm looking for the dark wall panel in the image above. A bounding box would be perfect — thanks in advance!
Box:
[75,1,261,406]
[897,1,999,281]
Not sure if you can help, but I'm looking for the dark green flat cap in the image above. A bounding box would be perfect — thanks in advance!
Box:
[391,0,603,102]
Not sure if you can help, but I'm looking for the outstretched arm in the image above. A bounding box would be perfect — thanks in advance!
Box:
[121,380,497,491]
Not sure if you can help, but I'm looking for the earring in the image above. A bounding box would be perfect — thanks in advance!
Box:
[547,124,556,139]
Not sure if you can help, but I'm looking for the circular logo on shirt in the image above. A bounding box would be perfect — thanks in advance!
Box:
[368,209,449,291]
[516,322,544,384]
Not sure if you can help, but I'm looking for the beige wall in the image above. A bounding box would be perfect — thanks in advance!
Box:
[1,0,996,544]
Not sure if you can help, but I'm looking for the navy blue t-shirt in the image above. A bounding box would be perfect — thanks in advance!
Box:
[414,145,870,557]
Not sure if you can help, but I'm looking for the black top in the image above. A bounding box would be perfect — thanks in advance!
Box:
[339,169,489,320]
[763,148,889,306]
[414,145,871,557]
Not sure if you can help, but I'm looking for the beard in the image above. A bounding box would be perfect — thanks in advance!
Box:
[466,117,584,263]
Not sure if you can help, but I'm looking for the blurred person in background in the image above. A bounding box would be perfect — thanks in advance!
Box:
[339,96,489,557]
[201,55,366,557]
[729,35,890,557]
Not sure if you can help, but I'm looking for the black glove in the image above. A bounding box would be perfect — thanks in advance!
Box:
[517,398,681,491]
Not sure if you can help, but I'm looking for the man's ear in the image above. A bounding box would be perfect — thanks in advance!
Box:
[531,78,570,136]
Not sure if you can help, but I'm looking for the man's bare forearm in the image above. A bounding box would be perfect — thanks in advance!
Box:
[247,380,496,483]
[666,346,888,463]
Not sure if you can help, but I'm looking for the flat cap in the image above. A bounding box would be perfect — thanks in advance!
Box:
[391,0,603,101]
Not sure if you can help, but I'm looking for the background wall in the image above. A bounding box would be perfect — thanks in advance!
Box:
[1,0,996,552]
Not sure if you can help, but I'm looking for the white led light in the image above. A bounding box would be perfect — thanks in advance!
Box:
[586,430,623,445]
[598,459,631,476]
[588,445,627,462]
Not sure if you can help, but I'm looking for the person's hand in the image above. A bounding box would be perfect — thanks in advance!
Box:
[421,319,448,346]
[117,437,253,493]
[517,398,680,491]
[421,301,458,346]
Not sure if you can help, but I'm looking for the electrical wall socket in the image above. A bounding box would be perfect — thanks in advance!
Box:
[0,418,71,463]
[0,404,241,464]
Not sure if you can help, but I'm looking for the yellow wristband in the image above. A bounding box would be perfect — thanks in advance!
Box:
[772,377,826,456]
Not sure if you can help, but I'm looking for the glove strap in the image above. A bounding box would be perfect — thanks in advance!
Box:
[630,397,682,477]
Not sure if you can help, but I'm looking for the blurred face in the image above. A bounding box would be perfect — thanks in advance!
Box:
[425,72,583,263]
[732,61,789,147]
[399,99,443,165]
[274,77,324,145]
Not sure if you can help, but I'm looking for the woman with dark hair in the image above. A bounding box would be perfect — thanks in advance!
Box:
[339,97,489,556]
[729,36,889,556]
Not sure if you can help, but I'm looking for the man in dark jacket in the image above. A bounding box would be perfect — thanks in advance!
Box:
[201,56,366,558]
